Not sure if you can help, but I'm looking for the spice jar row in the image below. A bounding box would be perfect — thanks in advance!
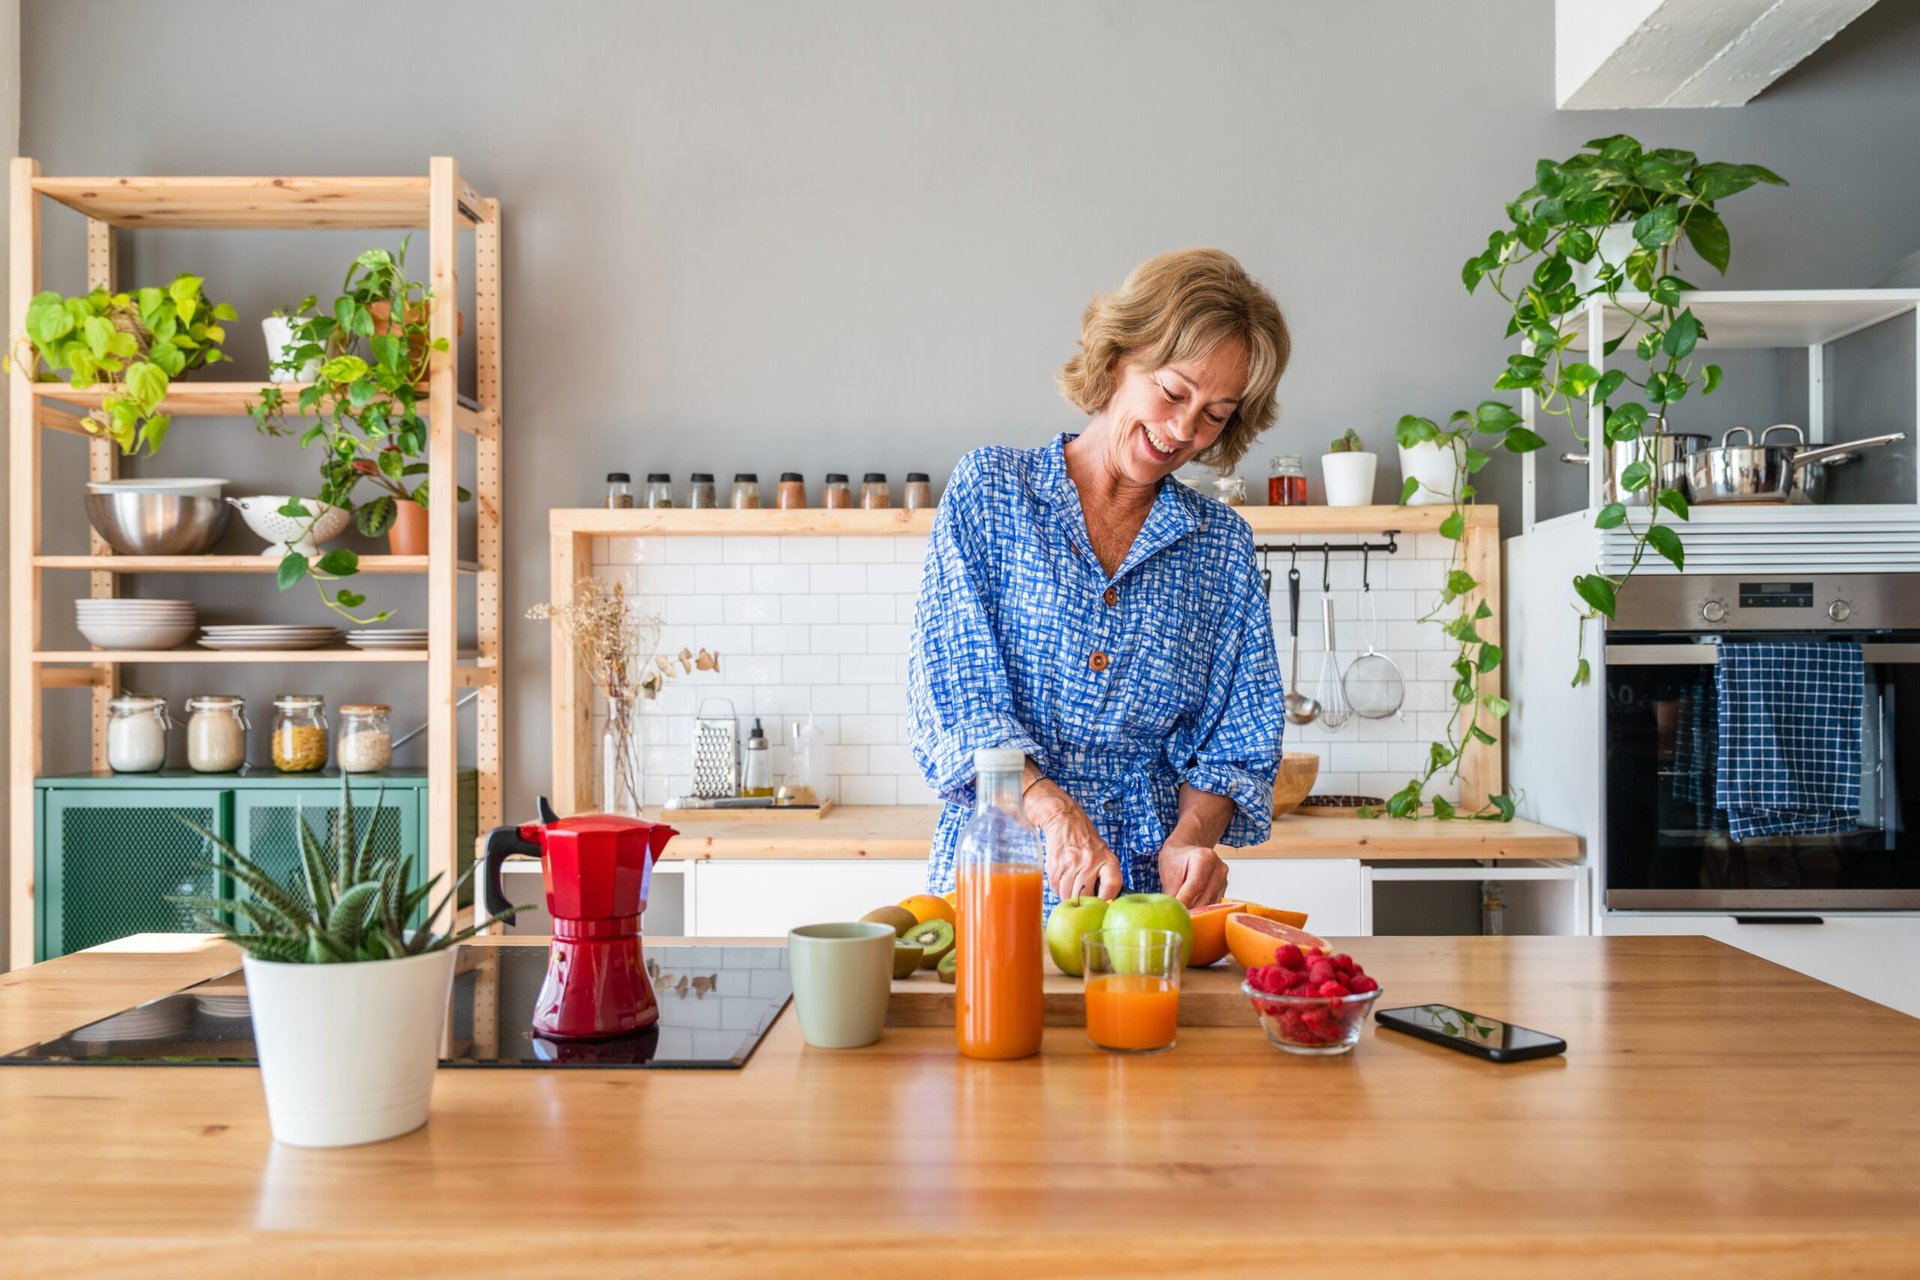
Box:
[104,694,394,775]
[605,472,937,510]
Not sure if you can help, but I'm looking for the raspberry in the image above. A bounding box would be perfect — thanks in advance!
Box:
[1318,981,1351,1000]
[1348,975,1379,994]
[1330,954,1354,973]
[1275,944,1307,971]
[1307,961,1336,986]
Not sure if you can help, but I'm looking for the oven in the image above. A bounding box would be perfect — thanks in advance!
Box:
[1603,574,1920,911]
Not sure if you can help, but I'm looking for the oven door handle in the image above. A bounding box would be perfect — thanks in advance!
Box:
[1605,643,1920,666]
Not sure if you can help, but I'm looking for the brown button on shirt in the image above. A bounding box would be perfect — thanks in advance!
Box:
[1102,587,1119,606]
[1089,650,1110,672]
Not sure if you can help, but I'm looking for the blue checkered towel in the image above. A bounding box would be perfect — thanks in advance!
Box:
[1714,641,1862,841]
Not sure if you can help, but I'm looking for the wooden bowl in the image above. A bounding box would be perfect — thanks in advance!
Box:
[1271,753,1320,817]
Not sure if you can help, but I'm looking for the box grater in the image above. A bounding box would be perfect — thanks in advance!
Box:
[690,699,740,799]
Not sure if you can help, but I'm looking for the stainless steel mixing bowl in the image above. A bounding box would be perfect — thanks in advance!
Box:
[84,491,232,555]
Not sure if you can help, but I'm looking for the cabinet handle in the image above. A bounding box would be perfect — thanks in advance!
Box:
[1732,915,1824,925]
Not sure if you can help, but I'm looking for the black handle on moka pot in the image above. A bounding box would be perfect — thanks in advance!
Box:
[481,796,562,924]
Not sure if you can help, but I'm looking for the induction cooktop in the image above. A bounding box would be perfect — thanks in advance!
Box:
[0,943,791,1069]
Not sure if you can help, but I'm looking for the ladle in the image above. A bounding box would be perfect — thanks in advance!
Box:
[1283,561,1320,725]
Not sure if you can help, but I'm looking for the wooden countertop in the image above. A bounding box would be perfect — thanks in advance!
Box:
[653,805,1582,860]
[3,934,1915,1277]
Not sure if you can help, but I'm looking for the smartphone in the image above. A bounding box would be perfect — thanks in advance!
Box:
[1375,1003,1566,1063]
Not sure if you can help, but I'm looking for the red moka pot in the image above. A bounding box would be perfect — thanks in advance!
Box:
[482,798,678,1040]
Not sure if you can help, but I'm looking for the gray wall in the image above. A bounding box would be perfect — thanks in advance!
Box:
[15,0,1920,824]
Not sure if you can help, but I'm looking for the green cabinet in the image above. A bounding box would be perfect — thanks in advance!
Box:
[33,771,475,962]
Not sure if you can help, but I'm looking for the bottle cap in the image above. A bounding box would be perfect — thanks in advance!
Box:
[734,473,759,483]
[780,472,803,482]
[606,472,631,483]
[906,472,930,482]
[973,747,1025,773]
[825,473,850,484]
[748,717,767,746]
[863,472,888,484]
[646,472,671,482]
[690,472,715,483]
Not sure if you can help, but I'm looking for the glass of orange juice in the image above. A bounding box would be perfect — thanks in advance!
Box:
[1082,929,1183,1054]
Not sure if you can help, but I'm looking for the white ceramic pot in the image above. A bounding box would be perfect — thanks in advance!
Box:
[242,947,455,1148]
[1321,452,1378,507]
[226,495,352,558]
[261,317,321,383]
[1397,439,1464,506]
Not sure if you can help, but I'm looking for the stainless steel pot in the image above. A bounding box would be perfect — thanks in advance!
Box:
[1608,433,1708,505]
[1685,424,1908,505]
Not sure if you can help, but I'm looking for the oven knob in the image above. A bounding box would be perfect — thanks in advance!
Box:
[1829,600,1852,623]
[1700,599,1728,624]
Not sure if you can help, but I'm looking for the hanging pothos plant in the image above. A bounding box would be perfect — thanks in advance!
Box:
[1375,134,1787,821]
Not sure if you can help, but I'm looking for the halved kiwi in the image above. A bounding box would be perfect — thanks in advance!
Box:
[937,950,957,983]
[861,905,918,937]
[904,918,955,969]
[892,941,924,979]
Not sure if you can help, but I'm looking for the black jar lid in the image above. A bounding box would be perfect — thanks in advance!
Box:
[734,472,759,483]
[646,472,671,482]
[690,472,715,483]
[606,472,631,483]
[780,472,803,482]
[906,472,930,482]
[863,472,888,483]
[825,473,850,484]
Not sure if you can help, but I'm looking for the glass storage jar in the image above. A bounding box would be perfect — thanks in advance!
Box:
[860,472,891,509]
[1212,473,1247,506]
[903,472,934,509]
[185,695,248,773]
[271,694,329,772]
[605,472,634,509]
[822,473,853,509]
[337,704,393,773]
[1269,455,1307,506]
[106,695,170,773]
[643,472,674,508]
[730,473,762,509]
[687,473,719,509]
[776,472,806,509]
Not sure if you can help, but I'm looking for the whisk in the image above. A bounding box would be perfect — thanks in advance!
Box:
[1315,551,1352,731]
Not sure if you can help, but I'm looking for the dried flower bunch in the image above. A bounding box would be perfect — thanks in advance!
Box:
[527,578,719,701]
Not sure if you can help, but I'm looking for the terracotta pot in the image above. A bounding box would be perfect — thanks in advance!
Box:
[369,300,463,368]
[387,498,430,556]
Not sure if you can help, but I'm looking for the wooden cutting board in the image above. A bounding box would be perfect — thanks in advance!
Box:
[886,960,1260,1028]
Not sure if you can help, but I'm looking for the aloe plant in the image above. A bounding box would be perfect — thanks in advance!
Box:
[166,775,522,964]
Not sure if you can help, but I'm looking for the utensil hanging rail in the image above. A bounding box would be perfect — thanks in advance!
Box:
[1255,533,1400,559]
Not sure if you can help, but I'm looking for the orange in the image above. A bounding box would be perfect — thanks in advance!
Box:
[899,893,957,927]
[1224,913,1330,970]
[1228,900,1311,930]
[1187,902,1240,968]
[942,889,958,908]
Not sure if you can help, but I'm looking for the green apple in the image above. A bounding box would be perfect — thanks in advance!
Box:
[1102,893,1194,969]
[1044,896,1110,976]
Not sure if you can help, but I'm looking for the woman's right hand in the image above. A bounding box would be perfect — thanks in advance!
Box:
[1024,781,1125,901]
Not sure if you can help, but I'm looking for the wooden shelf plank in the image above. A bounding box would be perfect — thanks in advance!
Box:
[33,381,487,424]
[32,175,491,229]
[34,649,449,664]
[35,555,479,574]
[552,504,1492,538]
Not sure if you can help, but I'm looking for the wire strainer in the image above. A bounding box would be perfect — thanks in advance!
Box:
[1342,552,1405,719]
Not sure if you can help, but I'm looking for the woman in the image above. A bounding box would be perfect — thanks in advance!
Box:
[908,247,1290,911]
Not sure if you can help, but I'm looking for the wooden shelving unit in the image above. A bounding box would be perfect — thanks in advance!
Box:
[546,502,1504,819]
[6,158,504,968]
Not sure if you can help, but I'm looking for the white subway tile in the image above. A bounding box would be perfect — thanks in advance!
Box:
[837,537,895,563]
[1416,711,1461,741]
[831,744,870,774]
[866,743,918,775]
[866,623,911,654]
[810,624,869,654]
[895,595,920,624]
[782,655,841,684]
[1387,557,1446,592]
[865,563,922,594]
[665,594,726,626]
[780,595,839,625]
[753,686,812,716]
[751,564,810,596]
[722,536,783,563]
[735,654,781,684]
[840,775,897,806]
[1358,772,1421,800]
[1416,649,1463,681]
[697,565,754,595]
[665,537,727,565]
[1401,680,1450,712]
[894,536,930,564]
[839,714,896,745]
[689,623,753,653]
[838,594,894,625]
[1330,742,1396,773]
[868,683,907,714]
[779,536,839,564]
[750,624,811,655]
[1370,589,1419,621]
[603,536,663,566]
[1311,771,1359,795]
[895,775,940,806]
[845,654,900,683]
[811,685,870,715]
[808,564,868,594]
[725,595,780,625]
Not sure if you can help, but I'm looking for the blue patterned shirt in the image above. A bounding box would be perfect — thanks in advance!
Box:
[908,433,1283,908]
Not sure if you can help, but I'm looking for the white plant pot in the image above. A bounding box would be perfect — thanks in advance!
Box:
[1397,440,1464,506]
[1321,452,1377,507]
[261,317,321,383]
[243,947,455,1148]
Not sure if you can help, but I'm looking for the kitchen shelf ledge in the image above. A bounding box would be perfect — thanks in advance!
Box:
[33,381,494,435]
[36,555,479,574]
[34,649,475,664]
[650,805,1579,861]
[32,174,492,228]
[554,504,1489,539]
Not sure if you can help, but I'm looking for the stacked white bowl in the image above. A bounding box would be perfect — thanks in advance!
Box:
[75,598,198,650]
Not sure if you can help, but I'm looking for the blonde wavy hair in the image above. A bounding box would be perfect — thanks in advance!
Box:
[1057,248,1290,471]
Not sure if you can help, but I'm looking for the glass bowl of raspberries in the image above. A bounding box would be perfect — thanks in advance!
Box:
[1242,945,1382,1056]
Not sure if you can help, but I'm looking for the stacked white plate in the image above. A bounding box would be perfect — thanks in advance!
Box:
[75,598,198,650]
[199,624,343,651]
[346,628,430,651]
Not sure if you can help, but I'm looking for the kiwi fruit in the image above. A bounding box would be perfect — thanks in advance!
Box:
[861,905,918,937]
[892,941,924,979]
[904,918,955,969]
[937,950,957,983]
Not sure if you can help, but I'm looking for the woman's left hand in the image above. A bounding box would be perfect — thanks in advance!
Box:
[1157,842,1229,908]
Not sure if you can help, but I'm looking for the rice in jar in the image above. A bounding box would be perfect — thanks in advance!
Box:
[185,695,248,773]
[337,704,393,773]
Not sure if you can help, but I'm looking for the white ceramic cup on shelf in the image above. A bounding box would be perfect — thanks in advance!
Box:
[1397,439,1464,506]
[786,922,895,1049]
[261,316,322,383]
[1322,451,1378,507]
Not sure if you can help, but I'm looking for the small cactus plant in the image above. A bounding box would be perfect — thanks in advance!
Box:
[1328,427,1366,454]
[166,774,523,964]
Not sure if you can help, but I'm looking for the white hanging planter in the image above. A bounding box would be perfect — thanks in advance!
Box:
[243,947,455,1148]
[1397,439,1464,506]
[261,317,321,383]
[1321,452,1378,507]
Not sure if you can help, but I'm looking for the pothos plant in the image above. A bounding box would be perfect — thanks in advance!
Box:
[16,275,237,455]
[1376,134,1786,821]
[249,239,463,623]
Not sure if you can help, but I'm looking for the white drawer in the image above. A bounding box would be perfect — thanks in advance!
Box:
[1600,912,1920,1018]
[1219,860,1367,937]
[692,860,932,938]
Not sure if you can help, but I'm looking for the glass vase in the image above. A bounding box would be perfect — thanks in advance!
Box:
[601,694,645,816]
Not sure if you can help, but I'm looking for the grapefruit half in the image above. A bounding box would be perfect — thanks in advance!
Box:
[1224,913,1330,970]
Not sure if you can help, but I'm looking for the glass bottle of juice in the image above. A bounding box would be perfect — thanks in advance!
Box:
[955,747,1045,1060]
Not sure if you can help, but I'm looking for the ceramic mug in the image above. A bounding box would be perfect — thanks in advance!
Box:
[787,922,896,1049]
